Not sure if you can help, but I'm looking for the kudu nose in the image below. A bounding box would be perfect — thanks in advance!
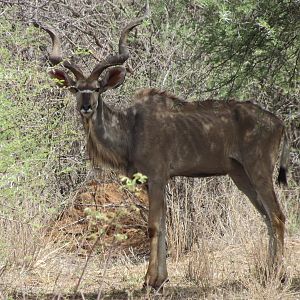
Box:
[81,104,92,113]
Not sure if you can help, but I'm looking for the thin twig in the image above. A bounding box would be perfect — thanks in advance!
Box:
[72,233,101,298]
[96,239,116,300]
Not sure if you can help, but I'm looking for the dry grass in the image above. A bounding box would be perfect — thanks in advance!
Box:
[0,176,299,299]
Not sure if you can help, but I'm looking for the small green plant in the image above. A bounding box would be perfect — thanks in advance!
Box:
[84,207,128,242]
[84,207,109,223]
[74,47,93,56]
[120,172,148,193]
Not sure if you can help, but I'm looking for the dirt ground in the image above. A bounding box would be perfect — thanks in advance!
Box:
[2,182,300,299]
[5,237,300,299]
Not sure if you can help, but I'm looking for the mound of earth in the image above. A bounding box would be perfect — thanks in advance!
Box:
[50,181,149,256]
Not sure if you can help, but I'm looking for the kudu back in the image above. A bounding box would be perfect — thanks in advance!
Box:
[35,12,288,289]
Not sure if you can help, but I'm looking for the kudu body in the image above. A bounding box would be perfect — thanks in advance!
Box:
[35,15,288,289]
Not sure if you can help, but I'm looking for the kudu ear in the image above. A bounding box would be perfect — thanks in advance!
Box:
[49,69,77,93]
[99,66,126,92]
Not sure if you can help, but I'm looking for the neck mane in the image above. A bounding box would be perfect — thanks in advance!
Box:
[82,98,131,172]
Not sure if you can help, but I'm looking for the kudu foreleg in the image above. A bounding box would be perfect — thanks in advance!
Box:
[145,181,168,289]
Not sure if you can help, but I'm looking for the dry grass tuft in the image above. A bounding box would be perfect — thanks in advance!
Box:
[186,242,217,292]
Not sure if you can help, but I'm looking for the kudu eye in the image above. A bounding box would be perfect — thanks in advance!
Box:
[70,86,79,94]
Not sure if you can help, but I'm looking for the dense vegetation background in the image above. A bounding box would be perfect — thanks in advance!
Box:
[0,0,299,299]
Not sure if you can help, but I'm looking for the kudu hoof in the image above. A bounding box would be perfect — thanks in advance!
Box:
[142,278,169,293]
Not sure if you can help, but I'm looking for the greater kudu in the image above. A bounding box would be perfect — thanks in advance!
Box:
[35,13,288,289]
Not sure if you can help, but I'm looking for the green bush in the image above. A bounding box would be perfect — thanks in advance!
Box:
[0,17,85,229]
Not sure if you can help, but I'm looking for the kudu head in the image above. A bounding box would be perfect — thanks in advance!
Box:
[34,11,147,118]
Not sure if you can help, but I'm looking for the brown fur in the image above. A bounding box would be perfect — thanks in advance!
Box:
[83,114,128,172]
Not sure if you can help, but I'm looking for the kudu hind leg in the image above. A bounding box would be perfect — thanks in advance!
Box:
[229,167,273,257]
[256,185,285,268]
[229,161,282,264]
[230,162,285,279]
[145,180,168,289]
[229,163,268,219]
[245,166,285,269]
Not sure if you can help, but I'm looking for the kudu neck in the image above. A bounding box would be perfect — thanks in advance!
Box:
[83,95,131,171]
[95,96,129,140]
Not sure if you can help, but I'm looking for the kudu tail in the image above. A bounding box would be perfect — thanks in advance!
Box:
[277,130,289,186]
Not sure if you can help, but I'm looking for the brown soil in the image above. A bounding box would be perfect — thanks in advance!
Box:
[50,181,149,256]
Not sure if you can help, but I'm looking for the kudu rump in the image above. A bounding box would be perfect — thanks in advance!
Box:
[35,13,288,289]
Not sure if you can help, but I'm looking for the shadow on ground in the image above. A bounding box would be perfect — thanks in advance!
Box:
[10,280,244,299]
[10,277,300,299]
